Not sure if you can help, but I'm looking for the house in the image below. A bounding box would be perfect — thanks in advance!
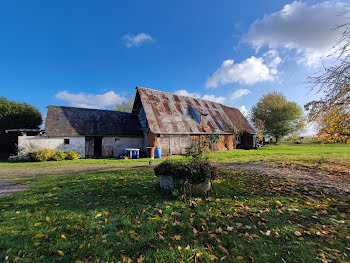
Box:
[15,87,256,158]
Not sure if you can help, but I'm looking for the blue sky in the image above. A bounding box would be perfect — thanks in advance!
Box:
[0,0,348,134]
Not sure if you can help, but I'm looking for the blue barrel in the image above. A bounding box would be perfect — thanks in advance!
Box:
[132,151,139,159]
[154,147,162,159]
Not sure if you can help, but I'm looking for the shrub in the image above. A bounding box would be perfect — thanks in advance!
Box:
[51,150,66,161]
[154,158,217,184]
[185,142,203,159]
[65,150,81,160]
[30,149,56,162]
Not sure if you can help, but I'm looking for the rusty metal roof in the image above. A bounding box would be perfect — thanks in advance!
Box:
[45,106,142,137]
[134,87,256,135]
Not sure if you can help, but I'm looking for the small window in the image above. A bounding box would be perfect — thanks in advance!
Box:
[64,138,70,145]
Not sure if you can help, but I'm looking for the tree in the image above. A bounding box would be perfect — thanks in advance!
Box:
[112,96,134,113]
[0,97,42,155]
[251,92,305,143]
[305,20,350,143]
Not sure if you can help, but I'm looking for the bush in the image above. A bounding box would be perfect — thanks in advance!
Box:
[185,142,203,159]
[65,150,81,160]
[51,150,66,161]
[30,149,56,162]
[30,149,81,162]
[154,158,217,184]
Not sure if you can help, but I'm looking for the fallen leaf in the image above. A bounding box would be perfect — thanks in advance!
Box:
[57,250,64,256]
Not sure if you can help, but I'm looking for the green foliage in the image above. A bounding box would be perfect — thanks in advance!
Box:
[251,92,305,143]
[205,133,221,149]
[30,149,81,162]
[154,158,217,184]
[51,150,66,161]
[64,150,81,160]
[185,142,203,159]
[30,149,56,162]
[0,97,42,155]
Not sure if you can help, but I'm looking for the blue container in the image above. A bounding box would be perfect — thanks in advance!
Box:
[154,147,162,159]
[132,151,139,159]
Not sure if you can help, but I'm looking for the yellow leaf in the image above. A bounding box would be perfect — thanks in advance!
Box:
[79,244,84,249]
[276,200,282,206]
[15,211,21,214]
[57,250,64,256]
[95,213,102,218]
[236,256,244,260]
[75,261,83,263]
[46,217,50,222]
[137,255,144,262]
[33,233,45,238]
[34,222,42,227]
[61,234,67,239]
[320,253,326,259]
[104,211,109,217]
[33,241,40,246]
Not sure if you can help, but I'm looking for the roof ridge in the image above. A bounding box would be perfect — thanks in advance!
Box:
[136,86,240,111]
[47,105,132,114]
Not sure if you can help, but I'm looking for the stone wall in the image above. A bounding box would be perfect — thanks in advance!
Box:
[18,136,86,158]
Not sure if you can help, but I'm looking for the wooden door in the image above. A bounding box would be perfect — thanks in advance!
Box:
[85,136,94,158]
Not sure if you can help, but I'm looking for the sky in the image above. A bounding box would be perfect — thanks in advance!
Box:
[0,1,348,135]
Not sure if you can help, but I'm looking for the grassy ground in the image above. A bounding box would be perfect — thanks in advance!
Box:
[1,143,348,179]
[0,169,349,262]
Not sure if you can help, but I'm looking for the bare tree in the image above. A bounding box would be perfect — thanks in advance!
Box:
[306,17,350,143]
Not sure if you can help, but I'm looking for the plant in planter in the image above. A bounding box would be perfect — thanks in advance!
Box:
[154,158,217,194]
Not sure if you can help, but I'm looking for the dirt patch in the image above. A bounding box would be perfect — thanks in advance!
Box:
[216,162,350,194]
[0,180,32,197]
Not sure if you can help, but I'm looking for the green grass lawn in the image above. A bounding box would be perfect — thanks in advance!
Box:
[1,168,349,262]
[1,143,348,178]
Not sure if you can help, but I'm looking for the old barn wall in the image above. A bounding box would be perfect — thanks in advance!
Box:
[18,136,86,158]
[156,134,235,156]
[102,137,143,158]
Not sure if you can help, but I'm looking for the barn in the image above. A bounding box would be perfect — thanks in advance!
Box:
[15,87,256,158]
[133,87,256,156]
[17,106,143,158]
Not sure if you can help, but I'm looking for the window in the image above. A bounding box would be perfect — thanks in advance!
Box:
[64,138,70,145]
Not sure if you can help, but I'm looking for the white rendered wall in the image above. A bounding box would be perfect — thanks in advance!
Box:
[18,136,86,158]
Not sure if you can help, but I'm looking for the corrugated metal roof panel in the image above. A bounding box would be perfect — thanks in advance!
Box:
[136,87,256,135]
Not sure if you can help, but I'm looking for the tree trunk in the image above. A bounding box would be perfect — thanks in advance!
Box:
[275,137,279,144]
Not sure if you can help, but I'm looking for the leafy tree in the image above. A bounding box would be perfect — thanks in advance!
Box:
[0,97,42,155]
[251,92,305,143]
[112,96,134,113]
[306,20,350,143]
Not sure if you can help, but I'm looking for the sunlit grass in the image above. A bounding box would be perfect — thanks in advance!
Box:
[0,169,349,262]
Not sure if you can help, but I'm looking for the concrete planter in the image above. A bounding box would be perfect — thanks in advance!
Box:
[159,175,211,194]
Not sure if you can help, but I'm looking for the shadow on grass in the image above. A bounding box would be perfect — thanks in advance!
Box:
[0,169,349,263]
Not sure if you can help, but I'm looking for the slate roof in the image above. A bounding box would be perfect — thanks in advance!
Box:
[133,87,256,135]
[45,106,142,137]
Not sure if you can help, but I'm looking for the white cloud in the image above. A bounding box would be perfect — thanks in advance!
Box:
[206,50,281,88]
[123,33,154,47]
[55,91,124,109]
[244,1,348,66]
[174,89,226,103]
[231,89,251,100]
[238,105,249,117]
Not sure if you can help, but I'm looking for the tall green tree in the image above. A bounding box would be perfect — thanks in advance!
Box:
[0,97,42,155]
[251,92,305,143]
